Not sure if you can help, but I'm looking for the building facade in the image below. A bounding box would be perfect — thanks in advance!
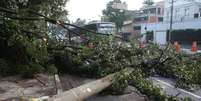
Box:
[141,0,201,45]
[122,1,165,40]
[164,0,201,22]
[111,2,128,10]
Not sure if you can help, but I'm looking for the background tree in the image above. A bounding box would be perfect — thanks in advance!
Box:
[0,0,68,19]
[73,18,86,27]
[0,0,68,76]
[102,0,127,32]
[0,0,68,33]
[143,0,154,6]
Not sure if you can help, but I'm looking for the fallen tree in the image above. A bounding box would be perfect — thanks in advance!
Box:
[0,7,200,101]
[50,68,134,101]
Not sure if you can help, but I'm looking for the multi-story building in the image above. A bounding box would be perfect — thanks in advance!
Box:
[134,1,164,35]
[111,2,128,10]
[139,1,164,23]
[122,1,165,40]
[141,0,201,45]
[102,0,128,22]
[164,0,201,22]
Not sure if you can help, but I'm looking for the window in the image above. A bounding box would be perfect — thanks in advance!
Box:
[158,17,163,22]
[194,13,199,19]
[84,24,97,31]
[184,8,190,16]
[167,11,170,19]
[98,23,115,34]
[142,16,148,20]
[122,33,131,41]
[175,8,180,19]
[143,10,148,14]
[158,8,161,14]
[146,31,154,42]
[133,26,141,30]
[134,16,148,22]
[150,8,156,14]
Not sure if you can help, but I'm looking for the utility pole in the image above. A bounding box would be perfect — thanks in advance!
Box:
[169,0,174,43]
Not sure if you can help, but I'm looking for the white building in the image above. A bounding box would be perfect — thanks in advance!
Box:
[122,1,165,40]
[164,0,201,22]
[111,2,128,10]
[142,0,201,45]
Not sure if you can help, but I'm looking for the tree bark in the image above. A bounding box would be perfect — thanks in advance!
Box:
[50,68,134,101]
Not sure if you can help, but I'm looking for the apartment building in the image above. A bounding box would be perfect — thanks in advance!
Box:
[111,2,128,10]
[122,1,164,40]
[134,1,164,34]
[141,0,201,45]
[164,0,201,22]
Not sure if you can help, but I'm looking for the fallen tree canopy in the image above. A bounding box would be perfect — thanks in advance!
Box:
[51,34,199,101]
[0,7,201,101]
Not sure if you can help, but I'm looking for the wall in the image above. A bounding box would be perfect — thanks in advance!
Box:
[164,1,201,22]
[148,16,158,23]
[140,0,201,44]
[165,0,196,8]
[141,19,201,44]
[112,3,128,10]
[142,19,201,33]
[122,24,134,33]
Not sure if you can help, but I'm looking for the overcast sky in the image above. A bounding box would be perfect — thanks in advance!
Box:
[67,0,162,22]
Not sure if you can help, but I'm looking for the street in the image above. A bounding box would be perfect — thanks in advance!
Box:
[151,77,201,101]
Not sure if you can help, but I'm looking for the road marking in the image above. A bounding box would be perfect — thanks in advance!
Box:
[154,78,201,99]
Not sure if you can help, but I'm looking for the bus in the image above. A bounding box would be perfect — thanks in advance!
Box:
[83,21,116,34]
[71,21,116,44]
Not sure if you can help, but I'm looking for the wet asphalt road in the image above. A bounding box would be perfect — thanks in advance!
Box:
[151,77,201,101]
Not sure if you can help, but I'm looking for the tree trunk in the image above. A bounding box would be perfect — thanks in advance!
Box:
[50,68,134,101]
